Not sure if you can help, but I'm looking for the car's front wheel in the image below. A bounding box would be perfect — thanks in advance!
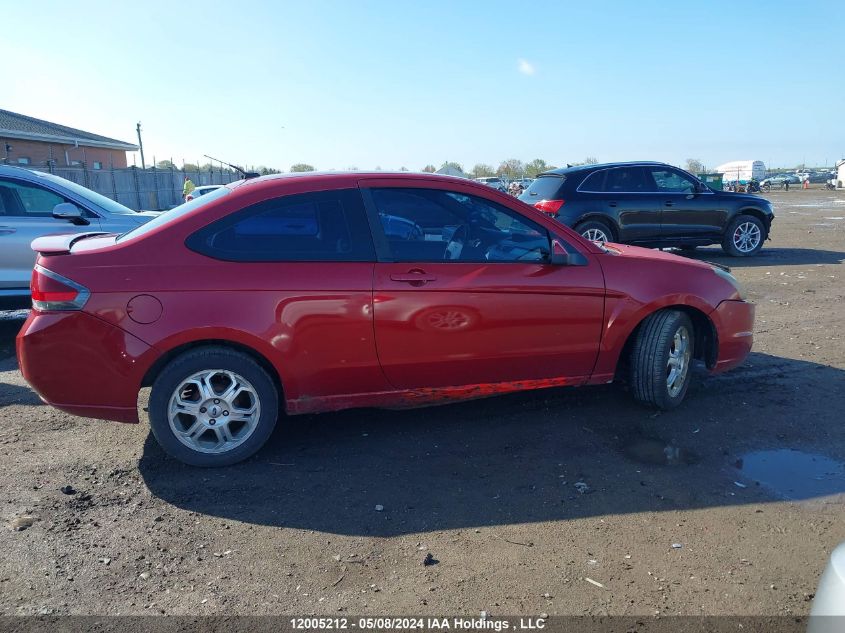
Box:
[722,214,765,256]
[149,347,279,467]
[629,310,694,410]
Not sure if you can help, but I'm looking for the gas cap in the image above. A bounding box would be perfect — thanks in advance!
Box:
[126,294,163,324]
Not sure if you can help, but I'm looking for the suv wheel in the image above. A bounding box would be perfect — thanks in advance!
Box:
[629,310,694,410]
[574,220,615,244]
[149,347,279,467]
[722,214,765,256]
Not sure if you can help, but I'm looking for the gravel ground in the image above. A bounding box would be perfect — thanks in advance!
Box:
[1,187,844,617]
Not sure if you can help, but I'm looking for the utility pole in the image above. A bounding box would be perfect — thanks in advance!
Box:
[136,122,146,169]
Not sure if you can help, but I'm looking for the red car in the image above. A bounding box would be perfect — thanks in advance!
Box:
[16,173,754,466]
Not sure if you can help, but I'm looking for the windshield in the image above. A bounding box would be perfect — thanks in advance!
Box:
[34,171,138,215]
[117,186,231,242]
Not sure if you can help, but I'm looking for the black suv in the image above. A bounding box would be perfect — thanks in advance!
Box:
[519,161,775,256]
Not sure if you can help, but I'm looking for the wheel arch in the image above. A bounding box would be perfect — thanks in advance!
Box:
[735,207,771,234]
[574,214,620,239]
[141,338,285,400]
[617,304,718,377]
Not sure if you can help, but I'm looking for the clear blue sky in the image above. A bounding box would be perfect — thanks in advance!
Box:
[5,0,843,171]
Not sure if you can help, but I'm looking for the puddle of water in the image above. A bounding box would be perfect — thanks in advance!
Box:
[737,450,845,500]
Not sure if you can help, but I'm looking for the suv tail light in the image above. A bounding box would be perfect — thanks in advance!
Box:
[31,265,90,311]
[534,199,565,215]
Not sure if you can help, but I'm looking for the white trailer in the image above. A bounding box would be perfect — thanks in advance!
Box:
[715,160,767,184]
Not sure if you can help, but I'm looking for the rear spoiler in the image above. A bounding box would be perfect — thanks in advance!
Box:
[31,232,110,255]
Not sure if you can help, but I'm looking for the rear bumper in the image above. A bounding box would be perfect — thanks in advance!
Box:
[16,311,157,423]
[710,299,755,373]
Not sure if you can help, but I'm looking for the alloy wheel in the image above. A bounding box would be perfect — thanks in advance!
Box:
[733,221,762,253]
[582,228,610,243]
[666,326,691,398]
[167,369,261,454]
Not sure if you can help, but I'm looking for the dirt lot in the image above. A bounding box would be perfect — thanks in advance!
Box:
[1,187,844,617]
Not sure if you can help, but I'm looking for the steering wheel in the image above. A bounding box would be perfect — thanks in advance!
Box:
[443,224,469,260]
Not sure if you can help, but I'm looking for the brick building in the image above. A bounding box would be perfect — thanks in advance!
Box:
[0,109,138,170]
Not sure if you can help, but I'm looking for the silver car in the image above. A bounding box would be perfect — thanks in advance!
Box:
[0,166,159,308]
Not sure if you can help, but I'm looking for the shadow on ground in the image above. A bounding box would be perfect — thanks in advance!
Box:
[138,352,845,536]
[680,247,845,268]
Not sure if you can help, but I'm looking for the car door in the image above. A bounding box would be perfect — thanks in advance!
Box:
[648,167,728,239]
[0,177,101,290]
[578,167,661,242]
[361,180,605,389]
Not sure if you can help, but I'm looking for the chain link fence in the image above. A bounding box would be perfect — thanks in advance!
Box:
[26,164,241,211]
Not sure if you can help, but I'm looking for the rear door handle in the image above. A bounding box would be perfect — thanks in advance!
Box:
[0,226,16,235]
[608,201,618,207]
[664,201,674,207]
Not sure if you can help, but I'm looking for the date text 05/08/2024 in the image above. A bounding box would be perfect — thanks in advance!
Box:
[290,617,548,631]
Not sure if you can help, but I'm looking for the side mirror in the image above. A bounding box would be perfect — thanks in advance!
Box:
[52,202,89,226]
[549,238,588,266]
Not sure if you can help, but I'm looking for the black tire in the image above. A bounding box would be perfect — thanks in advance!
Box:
[574,219,615,243]
[629,310,694,410]
[721,214,766,257]
[149,346,279,467]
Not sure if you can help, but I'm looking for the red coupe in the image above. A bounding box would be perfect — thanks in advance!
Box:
[17,172,754,466]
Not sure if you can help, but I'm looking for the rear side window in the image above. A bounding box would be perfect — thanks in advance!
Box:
[580,168,653,193]
[520,175,566,200]
[187,188,375,262]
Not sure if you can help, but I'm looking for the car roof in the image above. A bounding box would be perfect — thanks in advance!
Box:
[0,164,46,180]
[539,161,668,177]
[226,171,497,193]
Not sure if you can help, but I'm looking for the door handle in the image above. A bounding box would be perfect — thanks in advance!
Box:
[0,226,16,235]
[390,271,437,285]
[664,201,675,207]
[608,201,618,207]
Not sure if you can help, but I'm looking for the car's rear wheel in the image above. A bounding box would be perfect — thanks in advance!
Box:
[149,347,279,467]
[722,214,765,257]
[629,310,694,410]
[574,219,615,244]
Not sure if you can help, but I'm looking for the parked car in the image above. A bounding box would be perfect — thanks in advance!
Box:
[519,161,775,256]
[185,184,223,201]
[760,174,800,188]
[0,165,159,308]
[17,172,754,466]
[475,177,507,192]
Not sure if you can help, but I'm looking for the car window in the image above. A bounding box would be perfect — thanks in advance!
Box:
[0,179,91,218]
[370,187,550,263]
[187,188,375,262]
[520,174,566,199]
[578,171,606,192]
[604,167,651,192]
[650,168,696,193]
[31,171,136,215]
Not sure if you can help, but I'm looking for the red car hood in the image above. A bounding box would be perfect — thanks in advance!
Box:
[603,242,715,271]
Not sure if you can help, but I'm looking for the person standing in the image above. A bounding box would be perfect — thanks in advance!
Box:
[784,178,789,191]
[182,175,196,202]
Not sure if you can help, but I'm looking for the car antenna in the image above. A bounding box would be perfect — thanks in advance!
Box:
[203,154,260,179]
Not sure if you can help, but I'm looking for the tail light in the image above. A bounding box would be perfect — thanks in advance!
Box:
[534,199,565,215]
[31,265,90,311]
